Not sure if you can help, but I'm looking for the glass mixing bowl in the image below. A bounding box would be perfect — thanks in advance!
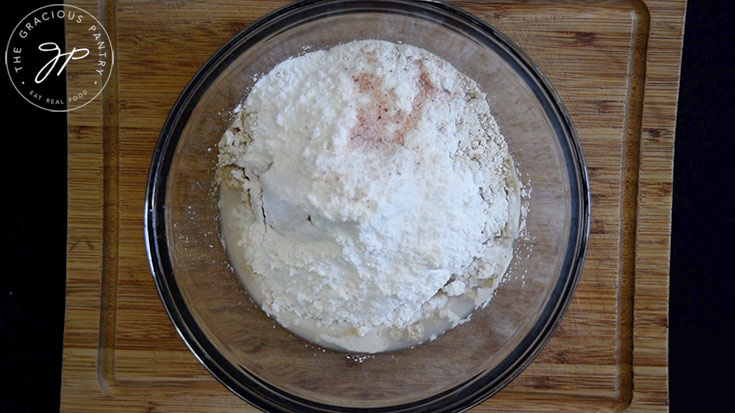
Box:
[145,0,590,411]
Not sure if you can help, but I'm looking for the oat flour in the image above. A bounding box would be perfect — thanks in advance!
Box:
[217,40,520,353]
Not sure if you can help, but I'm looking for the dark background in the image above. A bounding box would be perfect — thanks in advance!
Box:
[1,1,733,412]
[1,2,67,412]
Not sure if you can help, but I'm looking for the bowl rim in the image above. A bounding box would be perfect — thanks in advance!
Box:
[144,0,591,411]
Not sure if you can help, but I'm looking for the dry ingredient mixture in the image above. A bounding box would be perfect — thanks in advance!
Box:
[216,40,520,353]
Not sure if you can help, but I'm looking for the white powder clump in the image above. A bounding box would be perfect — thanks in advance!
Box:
[217,40,520,353]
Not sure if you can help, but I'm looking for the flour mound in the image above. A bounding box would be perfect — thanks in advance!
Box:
[217,40,519,352]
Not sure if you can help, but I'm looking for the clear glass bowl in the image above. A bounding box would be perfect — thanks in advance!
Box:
[145,0,590,411]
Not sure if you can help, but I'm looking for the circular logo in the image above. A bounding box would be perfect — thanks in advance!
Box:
[5,4,114,112]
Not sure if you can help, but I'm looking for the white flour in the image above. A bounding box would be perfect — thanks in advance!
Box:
[217,40,520,353]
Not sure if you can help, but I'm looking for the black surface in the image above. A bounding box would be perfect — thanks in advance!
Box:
[670,1,735,411]
[1,2,67,413]
[0,0,733,412]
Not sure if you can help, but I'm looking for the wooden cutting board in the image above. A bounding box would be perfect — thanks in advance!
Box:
[62,0,683,411]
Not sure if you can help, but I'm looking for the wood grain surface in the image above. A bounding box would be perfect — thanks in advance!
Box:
[62,0,683,411]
